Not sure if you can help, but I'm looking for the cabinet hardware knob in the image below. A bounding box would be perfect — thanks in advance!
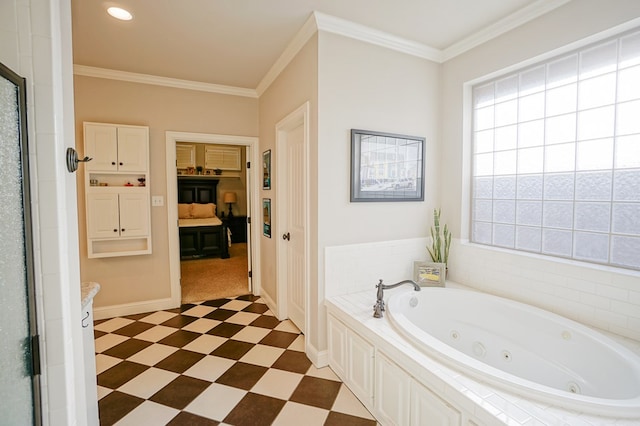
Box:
[113,229,118,232]
[111,161,116,165]
[283,232,290,241]
[119,162,123,166]
[121,229,125,232]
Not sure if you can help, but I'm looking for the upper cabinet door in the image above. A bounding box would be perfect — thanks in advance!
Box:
[85,124,118,171]
[117,126,148,172]
[84,123,148,172]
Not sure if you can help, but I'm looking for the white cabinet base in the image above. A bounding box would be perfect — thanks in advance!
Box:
[327,310,485,426]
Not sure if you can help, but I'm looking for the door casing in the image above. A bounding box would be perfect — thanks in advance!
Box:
[165,132,260,307]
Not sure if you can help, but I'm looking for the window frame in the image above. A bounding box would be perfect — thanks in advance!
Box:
[468,27,640,272]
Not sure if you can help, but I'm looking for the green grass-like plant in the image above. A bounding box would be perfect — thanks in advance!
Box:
[427,208,451,265]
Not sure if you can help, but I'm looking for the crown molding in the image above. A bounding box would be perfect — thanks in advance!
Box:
[313,11,443,63]
[75,3,571,97]
[255,13,318,96]
[73,65,258,98]
[442,0,572,61]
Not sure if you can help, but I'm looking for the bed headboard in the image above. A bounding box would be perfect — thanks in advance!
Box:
[177,178,219,204]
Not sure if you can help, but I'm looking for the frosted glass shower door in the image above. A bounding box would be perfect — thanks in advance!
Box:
[0,63,40,424]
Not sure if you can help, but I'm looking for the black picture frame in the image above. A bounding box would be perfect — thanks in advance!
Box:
[262,198,271,238]
[263,150,271,190]
[350,129,425,202]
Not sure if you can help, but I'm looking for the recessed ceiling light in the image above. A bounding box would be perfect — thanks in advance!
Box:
[107,7,133,21]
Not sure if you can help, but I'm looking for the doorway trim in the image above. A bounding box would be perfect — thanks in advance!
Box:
[165,131,260,307]
[275,102,310,344]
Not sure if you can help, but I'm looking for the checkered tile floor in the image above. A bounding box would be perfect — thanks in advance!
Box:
[94,294,377,425]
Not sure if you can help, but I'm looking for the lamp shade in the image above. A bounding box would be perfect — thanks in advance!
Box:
[223,192,237,204]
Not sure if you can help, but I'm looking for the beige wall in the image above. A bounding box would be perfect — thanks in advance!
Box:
[257,35,319,313]
[74,76,258,307]
[314,32,441,350]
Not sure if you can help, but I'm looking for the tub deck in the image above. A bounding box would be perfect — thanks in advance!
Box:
[326,288,640,425]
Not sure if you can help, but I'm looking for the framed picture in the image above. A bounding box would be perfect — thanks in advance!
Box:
[262,198,271,238]
[350,129,425,202]
[263,150,271,190]
[413,261,446,287]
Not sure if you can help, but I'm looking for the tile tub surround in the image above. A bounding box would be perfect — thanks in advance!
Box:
[93,294,376,425]
[326,290,640,426]
[324,237,640,341]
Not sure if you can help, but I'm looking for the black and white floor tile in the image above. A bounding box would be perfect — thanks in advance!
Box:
[94,294,377,426]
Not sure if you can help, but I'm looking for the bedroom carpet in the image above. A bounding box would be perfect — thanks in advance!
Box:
[181,243,249,304]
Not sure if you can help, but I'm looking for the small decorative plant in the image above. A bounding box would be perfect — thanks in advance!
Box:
[427,208,451,266]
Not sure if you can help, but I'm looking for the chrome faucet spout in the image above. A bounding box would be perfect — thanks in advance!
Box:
[373,279,420,318]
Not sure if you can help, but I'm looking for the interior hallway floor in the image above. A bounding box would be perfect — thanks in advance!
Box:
[93,294,377,425]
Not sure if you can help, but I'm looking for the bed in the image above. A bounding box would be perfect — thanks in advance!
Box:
[177,178,230,259]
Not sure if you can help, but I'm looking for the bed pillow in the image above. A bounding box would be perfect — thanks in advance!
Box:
[178,203,193,219]
[191,203,216,218]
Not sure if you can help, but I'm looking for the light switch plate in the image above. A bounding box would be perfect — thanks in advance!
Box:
[152,195,164,207]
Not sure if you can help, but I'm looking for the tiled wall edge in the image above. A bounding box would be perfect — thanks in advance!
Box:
[325,237,430,298]
[450,239,640,341]
[325,237,639,341]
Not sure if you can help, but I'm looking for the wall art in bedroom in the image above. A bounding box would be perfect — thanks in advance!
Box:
[262,198,271,238]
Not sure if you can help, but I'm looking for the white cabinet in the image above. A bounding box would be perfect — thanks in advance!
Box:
[327,315,347,379]
[327,316,374,407]
[87,192,149,239]
[375,352,411,426]
[347,331,375,405]
[205,145,241,170]
[82,301,99,425]
[84,122,151,258]
[327,312,469,426]
[410,380,461,426]
[85,123,148,172]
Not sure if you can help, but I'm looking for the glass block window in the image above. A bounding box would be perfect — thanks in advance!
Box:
[471,29,640,271]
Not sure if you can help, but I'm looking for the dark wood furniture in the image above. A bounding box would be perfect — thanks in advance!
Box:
[224,215,247,243]
[178,177,229,259]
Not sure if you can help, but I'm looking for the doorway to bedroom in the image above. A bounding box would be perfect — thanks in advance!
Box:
[165,132,259,306]
[177,142,250,303]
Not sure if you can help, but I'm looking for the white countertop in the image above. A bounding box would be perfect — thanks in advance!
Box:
[81,281,100,309]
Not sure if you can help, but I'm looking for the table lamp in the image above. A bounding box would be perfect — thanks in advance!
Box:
[223,192,237,218]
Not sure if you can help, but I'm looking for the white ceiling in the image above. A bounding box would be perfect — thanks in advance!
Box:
[71,0,565,90]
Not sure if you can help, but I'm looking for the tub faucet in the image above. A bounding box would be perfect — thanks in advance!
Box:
[373,279,421,318]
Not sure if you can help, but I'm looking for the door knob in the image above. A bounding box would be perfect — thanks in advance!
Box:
[282,232,290,241]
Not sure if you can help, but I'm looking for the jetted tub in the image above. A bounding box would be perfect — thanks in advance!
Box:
[386,287,640,418]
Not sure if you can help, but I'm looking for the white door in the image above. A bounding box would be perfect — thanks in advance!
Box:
[282,123,306,331]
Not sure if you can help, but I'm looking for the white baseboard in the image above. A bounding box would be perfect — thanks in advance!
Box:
[93,297,178,320]
[306,343,328,368]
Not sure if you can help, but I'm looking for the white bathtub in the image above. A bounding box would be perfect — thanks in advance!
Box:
[386,287,640,419]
